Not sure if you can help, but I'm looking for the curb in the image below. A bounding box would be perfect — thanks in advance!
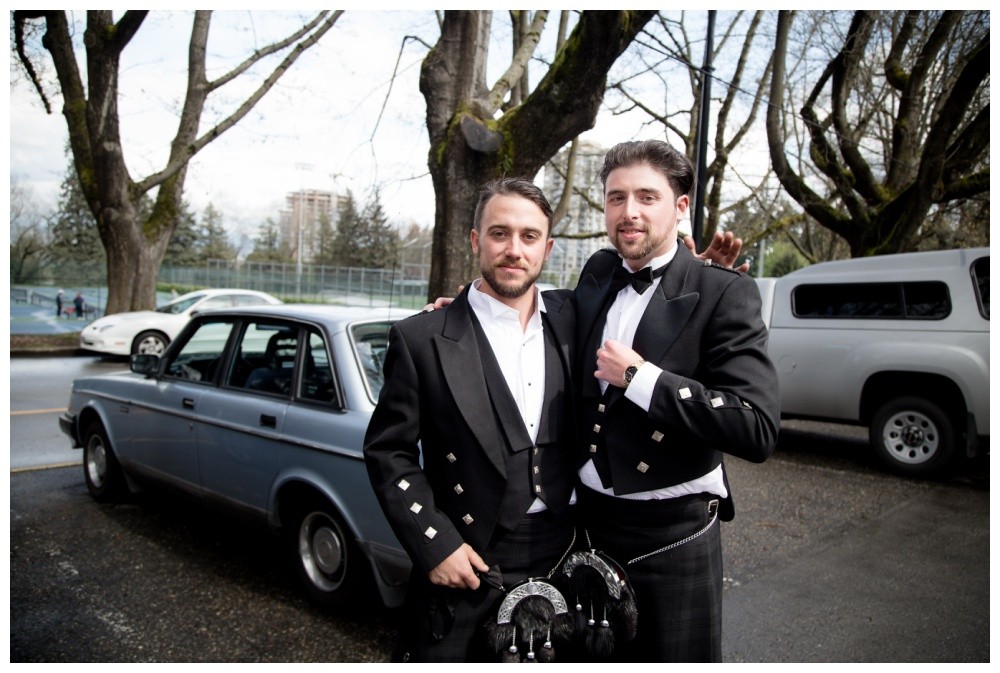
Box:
[10,349,92,358]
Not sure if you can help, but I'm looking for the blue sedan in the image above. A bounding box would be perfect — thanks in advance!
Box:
[59,304,414,609]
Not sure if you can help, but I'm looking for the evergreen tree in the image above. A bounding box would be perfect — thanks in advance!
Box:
[358,189,399,269]
[246,218,292,263]
[162,200,201,267]
[333,190,363,267]
[195,203,237,262]
[48,162,104,266]
[312,209,338,266]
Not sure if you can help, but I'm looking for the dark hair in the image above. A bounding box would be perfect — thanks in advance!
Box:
[472,178,554,236]
[598,140,694,199]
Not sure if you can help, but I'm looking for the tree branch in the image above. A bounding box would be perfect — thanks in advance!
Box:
[108,10,148,54]
[482,10,548,115]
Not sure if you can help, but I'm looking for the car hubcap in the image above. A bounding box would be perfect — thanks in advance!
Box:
[882,410,938,465]
[138,337,165,355]
[87,438,107,487]
[298,512,344,591]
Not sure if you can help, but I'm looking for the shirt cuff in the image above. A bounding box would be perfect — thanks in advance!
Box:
[624,361,660,411]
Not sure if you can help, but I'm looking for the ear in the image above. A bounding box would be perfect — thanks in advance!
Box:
[470,228,479,255]
[543,236,554,262]
[676,194,690,218]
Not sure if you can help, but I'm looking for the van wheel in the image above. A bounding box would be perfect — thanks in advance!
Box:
[83,421,127,501]
[870,397,955,477]
[286,498,365,610]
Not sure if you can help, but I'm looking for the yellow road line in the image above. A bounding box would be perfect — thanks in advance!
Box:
[11,408,67,416]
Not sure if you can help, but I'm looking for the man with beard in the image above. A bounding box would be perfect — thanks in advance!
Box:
[364,178,580,662]
[574,139,780,661]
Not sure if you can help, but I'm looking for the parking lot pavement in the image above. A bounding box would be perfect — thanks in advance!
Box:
[722,476,989,662]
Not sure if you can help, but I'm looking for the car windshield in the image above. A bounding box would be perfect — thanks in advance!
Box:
[351,321,392,401]
[156,293,206,315]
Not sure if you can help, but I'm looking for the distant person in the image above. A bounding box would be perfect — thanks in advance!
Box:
[171,287,179,300]
[56,290,64,317]
[73,292,85,319]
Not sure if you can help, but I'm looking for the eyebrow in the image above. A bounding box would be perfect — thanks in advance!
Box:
[606,187,662,197]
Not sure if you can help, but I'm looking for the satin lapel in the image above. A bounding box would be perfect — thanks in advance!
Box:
[541,292,573,379]
[575,272,618,399]
[434,290,506,477]
[633,246,699,363]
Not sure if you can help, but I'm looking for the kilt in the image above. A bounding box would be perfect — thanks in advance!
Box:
[577,486,723,662]
[392,508,575,662]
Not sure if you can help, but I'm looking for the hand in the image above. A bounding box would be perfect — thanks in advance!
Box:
[422,285,465,312]
[685,231,750,273]
[427,543,489,590]
[595,339,642,388]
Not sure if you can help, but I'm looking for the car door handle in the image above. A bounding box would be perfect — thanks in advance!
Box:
[260,414,277,428]
[182,398,195,409]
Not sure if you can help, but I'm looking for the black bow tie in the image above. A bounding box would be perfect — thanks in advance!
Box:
[611,263,667,295]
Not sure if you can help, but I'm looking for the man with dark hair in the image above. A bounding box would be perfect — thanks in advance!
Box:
[574,139,780,662]
[364,178,579,662]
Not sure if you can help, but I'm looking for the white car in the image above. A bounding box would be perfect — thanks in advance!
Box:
[79,289,282,356]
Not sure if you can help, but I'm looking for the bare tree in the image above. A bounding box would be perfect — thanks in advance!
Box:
[607,11,775,245]
[419,10,656,298]
[9,180,53,284]
[766,10,989,256]
[12,10,343,313]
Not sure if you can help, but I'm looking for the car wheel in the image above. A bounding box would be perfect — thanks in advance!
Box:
[83,421,126,501]
[870,396,955,477]
[132,330,169,356]
[287,499,365,609]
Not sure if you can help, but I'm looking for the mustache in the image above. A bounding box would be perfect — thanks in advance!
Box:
[494,258,528,270]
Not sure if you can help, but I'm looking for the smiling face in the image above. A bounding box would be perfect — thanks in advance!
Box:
[470,193,553,304]
[604,162,690,271]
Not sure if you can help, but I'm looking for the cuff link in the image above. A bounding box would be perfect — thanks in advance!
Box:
[424,526,437,540]
[409,502,423,514]
[397,479,411,491]
[679,387,692,399]
[711,397,724,408]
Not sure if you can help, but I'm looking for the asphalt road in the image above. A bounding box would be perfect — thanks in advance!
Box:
[9,355,991,662]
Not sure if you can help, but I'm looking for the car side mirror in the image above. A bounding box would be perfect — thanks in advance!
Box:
[130,353,161,377]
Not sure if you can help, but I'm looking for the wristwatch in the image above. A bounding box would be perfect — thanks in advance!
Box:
[623,359,646,387]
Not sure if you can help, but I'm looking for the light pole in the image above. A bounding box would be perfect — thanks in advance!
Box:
[295,163,314,298]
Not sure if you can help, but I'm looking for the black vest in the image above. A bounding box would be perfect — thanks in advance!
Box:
[471,314,574,532]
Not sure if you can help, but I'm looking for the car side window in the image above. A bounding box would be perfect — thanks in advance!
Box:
[231,322,299,397]
[299,330,336,404]
[350,321,392,401]
[972,257,989,319]
[164,320,235,382]
[199,295,235,310]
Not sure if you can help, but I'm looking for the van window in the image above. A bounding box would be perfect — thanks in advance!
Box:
[972,257,989,319]
[793,282,951,320]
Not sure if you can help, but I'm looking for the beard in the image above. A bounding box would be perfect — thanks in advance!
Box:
[610,223,670,261]
[480,258,540,299]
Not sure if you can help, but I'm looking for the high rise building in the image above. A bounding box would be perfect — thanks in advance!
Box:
[280,189,335,263]
[542,140,610,287]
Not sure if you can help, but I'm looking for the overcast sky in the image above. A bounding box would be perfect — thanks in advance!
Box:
[8,8,769,244]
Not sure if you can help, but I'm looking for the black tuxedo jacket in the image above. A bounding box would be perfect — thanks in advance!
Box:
[574,245,780,520]
[363,286,578,574]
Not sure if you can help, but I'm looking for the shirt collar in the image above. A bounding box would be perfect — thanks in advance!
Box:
[469,278,547,320]
[619,244,678,273]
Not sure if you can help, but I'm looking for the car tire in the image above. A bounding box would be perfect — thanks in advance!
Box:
[870,396,955,477]
[83,421,127,501]
[287,498,366,610]
[132,330,169,356]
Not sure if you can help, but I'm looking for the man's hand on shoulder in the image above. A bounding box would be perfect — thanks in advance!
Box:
[684,231,750,273]
[422,285,465,312]
[428,543,489,589]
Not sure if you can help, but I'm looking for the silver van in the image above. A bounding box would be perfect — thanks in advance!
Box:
[756,247,989,476]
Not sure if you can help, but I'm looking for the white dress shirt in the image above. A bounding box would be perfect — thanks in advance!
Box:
[468,280,551,512]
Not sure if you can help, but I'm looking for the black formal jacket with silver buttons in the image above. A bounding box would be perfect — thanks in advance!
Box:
[574,245,780,520]
[363,286,580,575]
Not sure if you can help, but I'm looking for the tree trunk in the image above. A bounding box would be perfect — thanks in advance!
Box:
[421,10,656,300]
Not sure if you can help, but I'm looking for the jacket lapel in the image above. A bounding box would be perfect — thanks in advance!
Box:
[434,288,507,477]
[633,246,700,363]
